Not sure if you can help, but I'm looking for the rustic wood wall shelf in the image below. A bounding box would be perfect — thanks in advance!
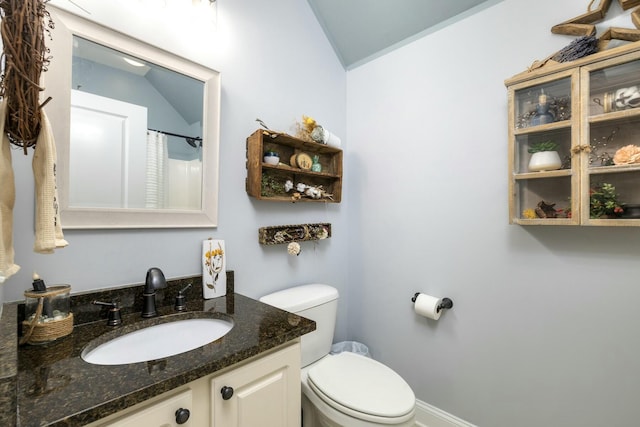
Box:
[246,130,343,203]
[258,223,331,245]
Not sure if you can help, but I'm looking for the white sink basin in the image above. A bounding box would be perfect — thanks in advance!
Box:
[82,317,234,365]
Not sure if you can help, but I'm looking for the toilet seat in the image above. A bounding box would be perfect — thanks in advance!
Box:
[306,352,415,423]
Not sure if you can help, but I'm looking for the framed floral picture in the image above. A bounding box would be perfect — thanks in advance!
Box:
[202,239,226,299]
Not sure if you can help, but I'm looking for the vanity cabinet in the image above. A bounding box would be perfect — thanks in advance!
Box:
[506,42,640,226]
[246,129,343,203]
[86,342,300,427]
[211,340,300,426]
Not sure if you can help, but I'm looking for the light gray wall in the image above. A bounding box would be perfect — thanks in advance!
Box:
[4,0,349,340]
[5,0,640,425]
[346,0,640,426]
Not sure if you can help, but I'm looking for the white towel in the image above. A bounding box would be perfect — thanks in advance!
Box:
[0,100,19,282]
[32,107,68,254]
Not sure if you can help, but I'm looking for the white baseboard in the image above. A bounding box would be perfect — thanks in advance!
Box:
[414,399,476,427]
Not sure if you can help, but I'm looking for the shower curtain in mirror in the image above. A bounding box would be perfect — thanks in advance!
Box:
[145,130,168,209]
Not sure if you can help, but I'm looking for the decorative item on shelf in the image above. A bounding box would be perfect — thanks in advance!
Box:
[293,115,342,147]
[21,273,73,345]
[528,140,562,171]
[550,96,571,121]
[294,115,319,142]
[529,35,599,71]
[613,85,640,109]
[593,93,612,113]
[523,201,569,219]
[311,155,322,172]
[594,92,619,113]
[613,144,640,165]
[261,174,288,197]
[587,127,617,166]
[284,179,333,201]
[595,86,640,113]
[256,118,283,138]
[530,89,555,126]
[536,201,561,218]
[263,151,280,165]
[621,204,640,218]
[258,223,331,245]
[521,0,640,73]
[290,152,313,170]
[202,238,226,299]
[516,94,571,129]
[552,34,598,62]
[311,125,341,147]
[590,182,624,219]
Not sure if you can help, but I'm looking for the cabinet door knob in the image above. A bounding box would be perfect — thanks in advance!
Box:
[175,407,190,424]
[221,386,234,400]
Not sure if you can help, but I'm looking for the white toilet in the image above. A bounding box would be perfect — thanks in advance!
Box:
[260,284,416,427]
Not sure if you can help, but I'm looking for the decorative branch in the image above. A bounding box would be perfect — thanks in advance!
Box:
[0,0,54,154]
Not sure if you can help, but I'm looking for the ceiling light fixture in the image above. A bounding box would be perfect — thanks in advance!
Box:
[123,57,146,67]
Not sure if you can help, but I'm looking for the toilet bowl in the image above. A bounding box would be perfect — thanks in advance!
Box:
[260,284,416,427]
[302,353,415,426]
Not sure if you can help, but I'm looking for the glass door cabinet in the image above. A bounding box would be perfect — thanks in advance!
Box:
[506,43,640,226]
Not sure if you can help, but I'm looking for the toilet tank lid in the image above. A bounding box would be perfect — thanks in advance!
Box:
[259,284,338,313]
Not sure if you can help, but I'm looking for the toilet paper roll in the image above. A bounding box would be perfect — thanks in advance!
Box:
[413,293,444,320]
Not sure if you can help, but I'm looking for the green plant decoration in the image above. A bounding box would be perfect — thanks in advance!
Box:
[528,140,559,153]
[590,182,624,218]
[261,174,287,197]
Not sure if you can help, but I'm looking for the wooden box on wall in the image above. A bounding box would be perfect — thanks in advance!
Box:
[245,130,343,203]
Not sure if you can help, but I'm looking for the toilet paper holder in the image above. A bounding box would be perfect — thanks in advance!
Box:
[411,293,454,313]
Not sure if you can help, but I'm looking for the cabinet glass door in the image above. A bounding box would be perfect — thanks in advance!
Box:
[582,52,640,224]
[509,72,580,224]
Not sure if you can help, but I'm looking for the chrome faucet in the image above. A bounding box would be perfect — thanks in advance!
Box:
[142,267,167,318]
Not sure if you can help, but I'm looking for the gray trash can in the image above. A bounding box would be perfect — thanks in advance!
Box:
[330,341,370,358]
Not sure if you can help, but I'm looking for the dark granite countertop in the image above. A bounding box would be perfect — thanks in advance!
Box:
[1,274,315,427]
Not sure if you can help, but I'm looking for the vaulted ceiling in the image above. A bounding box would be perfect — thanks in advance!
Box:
[306,0,498,69]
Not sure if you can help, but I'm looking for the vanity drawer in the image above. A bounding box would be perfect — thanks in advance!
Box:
[98,389,193,427]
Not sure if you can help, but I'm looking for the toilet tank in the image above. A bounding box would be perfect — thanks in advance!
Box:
[260,284,338,367]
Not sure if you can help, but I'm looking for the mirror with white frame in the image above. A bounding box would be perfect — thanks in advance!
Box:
[44,7,220,228]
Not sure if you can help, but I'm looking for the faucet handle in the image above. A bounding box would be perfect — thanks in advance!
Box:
[92,300,122,326]
[174,283,192,312]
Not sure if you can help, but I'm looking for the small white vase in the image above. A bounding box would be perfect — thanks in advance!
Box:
[528,151,562,172]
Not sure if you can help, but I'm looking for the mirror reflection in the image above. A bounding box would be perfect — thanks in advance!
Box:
[45,6,220,228]
[70,36,204,211]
